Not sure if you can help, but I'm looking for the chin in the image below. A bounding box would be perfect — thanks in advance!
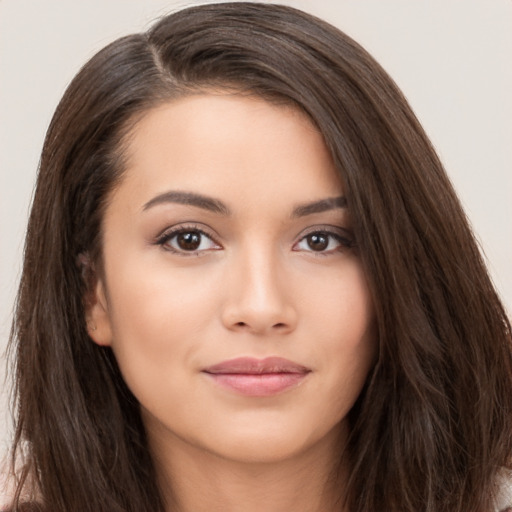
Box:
[201,418,345,465]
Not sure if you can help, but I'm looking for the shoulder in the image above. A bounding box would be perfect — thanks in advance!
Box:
[495,468,512,512]
[0,470,13,511]
[1,471,43,512]
[1,506,44,512]
[2,506,44,512]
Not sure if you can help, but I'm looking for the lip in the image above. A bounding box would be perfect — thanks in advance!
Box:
[202,357,311,397]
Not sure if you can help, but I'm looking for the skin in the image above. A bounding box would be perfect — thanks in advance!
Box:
[88,93,376,512]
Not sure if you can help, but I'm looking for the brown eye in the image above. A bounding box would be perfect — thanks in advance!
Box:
[306,233,329,251]
[157,227,220,254]
[293,228,353,254]
[177,232,201,251]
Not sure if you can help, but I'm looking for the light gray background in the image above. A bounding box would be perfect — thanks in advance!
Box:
[1,0,511,464]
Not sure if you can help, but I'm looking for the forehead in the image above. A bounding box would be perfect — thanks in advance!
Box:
[114,93,343,212]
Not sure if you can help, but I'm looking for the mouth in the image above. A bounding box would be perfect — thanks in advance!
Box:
[202,357,311,397]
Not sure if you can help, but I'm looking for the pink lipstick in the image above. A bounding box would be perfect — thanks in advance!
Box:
[202,357,311,396]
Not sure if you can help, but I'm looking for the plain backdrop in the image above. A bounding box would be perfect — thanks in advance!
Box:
[1,0,511,461]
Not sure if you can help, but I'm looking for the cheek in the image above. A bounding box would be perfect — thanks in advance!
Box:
[103,256,220,384]
[307,261,376,395]
[306,259,374,345]
[106,252,217,333]
[103,271,209,420]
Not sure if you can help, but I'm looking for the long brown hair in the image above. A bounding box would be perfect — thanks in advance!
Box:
[7,3,512,511]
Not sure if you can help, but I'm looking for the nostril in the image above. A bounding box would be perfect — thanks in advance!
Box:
[235,322,247,327]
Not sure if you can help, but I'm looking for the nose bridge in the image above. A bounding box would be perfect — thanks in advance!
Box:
[221,240,297,334]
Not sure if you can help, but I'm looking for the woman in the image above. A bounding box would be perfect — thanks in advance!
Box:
[5,2,512,511]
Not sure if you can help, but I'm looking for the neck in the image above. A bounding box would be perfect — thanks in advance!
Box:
[149,426,349,512]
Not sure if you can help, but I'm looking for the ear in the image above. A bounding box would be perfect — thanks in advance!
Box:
[87,277,113,347]
[79,253,113,347]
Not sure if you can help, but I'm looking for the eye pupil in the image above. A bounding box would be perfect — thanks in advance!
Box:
[177,232,201,251]
[307,233,328,251]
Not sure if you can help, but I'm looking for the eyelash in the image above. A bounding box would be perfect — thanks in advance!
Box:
[154,224,355,256]
[155,224,221,256]
[293,226,355,256]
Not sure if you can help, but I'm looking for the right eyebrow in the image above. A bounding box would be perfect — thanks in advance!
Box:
[142,190,231,216]
[291,196,347,218]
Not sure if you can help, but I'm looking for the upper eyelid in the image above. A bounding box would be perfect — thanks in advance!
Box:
[155,223,218,241]
[296,224,353,239]
[154,225,222,256]
[294,225,356,251]
[152,222,353,247]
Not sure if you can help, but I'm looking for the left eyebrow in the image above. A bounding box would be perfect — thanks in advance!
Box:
[142,190,231,215]
[291,196,347,218]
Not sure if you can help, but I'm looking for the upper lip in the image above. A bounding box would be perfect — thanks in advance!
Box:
[202,357,311,375]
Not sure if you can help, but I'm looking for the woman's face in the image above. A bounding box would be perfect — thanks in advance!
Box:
[89,93,376,464]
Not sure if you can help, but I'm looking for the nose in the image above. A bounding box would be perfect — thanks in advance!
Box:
[220,247,298,336]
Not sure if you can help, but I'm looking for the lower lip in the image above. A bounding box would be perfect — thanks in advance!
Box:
[204,372,308,396]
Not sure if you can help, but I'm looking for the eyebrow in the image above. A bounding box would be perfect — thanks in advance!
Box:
[291,196,347,217]
[142,191,231,215]
[142,190,346,217]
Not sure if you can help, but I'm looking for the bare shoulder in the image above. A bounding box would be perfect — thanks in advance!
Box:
[0,469,13,511]
[496,468,512,512]
[0,471,38,512]
[0,463,44,512]
[1,505,44,512]
[1,472,43,512]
